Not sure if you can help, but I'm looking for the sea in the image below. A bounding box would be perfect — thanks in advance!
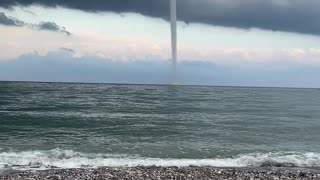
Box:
[0,81,320,170]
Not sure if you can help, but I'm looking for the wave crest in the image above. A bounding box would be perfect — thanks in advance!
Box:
[0,149,320,170]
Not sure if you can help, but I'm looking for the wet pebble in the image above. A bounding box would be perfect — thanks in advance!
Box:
[1,166,320,180]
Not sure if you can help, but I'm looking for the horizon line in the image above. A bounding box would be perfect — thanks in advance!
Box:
[0,80,319,90]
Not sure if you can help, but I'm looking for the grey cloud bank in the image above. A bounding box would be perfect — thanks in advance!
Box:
[0,12,24,26]
[1,0,320,35]
[0,12,70,35]
[0,50,319,88]
[37,21,71,35]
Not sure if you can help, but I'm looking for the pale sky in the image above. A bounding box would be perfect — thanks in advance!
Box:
[1,1,320,87]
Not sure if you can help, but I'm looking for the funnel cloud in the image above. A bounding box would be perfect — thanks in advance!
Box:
[170,0,177,83]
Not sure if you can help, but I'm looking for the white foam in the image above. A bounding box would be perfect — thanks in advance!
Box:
[0,149,320,170]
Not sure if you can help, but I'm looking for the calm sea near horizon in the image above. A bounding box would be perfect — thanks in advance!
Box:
[0,81,320,169]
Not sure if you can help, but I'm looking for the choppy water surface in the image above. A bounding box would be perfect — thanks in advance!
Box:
[0,81,320,169]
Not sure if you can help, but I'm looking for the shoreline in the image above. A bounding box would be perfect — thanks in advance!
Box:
[1,166,320,180]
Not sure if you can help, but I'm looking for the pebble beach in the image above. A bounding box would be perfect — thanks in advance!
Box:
[1,166,320,180]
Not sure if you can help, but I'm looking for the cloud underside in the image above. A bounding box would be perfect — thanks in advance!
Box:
[1,0,320,35]
[0,12,70,35]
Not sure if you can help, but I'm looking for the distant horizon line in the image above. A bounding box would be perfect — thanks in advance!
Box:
[0,80,319,90]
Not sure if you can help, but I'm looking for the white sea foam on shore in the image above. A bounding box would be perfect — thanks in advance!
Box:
[0,149,320,170]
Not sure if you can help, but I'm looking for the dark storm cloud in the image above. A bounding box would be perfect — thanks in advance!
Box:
[0,12,24,26]
[0,12,71,35]
[1,0,320,35]
[37,21,71,35]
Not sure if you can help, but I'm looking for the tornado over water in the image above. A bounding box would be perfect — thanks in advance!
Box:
[170,0,177,83]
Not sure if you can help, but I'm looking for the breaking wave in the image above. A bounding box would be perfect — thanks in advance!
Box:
[0,149,320,170]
